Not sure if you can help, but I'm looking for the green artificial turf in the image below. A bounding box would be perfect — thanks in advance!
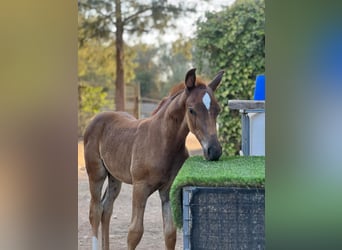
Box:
[170,155,265,228]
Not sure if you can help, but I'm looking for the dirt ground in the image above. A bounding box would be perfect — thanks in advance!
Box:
[78,133,202,249]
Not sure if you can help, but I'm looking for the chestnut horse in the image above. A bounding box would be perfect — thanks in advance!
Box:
[84,68,224,250]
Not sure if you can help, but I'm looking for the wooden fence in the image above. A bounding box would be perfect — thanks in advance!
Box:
[125,83,160,119]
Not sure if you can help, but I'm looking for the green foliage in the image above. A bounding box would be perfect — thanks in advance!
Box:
[78,38,137,89]
[172,36,193,61]
[132,40,193,99]
[157,38,194,97]
[78,40,115,89]
[132,44,160,98]
[78,83,111,136]
[78,0,195,37]
[78,36,137,135]
[195,0,265,155]
[78,0,197,110]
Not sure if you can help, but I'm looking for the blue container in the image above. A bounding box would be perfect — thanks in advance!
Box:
[254,74,265,100]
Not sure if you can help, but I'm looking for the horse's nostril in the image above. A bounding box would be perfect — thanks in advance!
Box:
[207,145,222,161]
[207,147,213,158]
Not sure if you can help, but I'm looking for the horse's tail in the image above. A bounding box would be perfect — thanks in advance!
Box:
[83,112,111,176]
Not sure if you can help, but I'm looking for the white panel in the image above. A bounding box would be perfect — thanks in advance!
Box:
[248,112,265,156]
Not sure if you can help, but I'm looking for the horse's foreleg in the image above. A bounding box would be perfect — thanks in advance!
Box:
[159,189,177,250]
[101,175,122,250]
[127,183,151,250]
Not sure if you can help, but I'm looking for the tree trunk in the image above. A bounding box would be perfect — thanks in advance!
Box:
[115,0,125,111]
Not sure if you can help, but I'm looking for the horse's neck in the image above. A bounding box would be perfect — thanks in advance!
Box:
[157,92,189,147]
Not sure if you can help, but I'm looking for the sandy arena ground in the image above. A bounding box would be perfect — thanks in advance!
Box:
[78,133,202,249]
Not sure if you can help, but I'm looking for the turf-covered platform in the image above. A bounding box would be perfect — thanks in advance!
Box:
[170,156,265,250]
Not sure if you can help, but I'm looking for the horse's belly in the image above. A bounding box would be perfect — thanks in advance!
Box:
[100,133,135,184]
[101,151,133,184]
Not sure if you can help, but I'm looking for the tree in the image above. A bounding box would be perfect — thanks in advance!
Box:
[132,39,194,99]
[78,84,111,136]
[78,13,137,135]
[158,38,194,96]
[195,0,265,155]
[78,0,195,111]
[132,43,160,98]
[78,36,137,94]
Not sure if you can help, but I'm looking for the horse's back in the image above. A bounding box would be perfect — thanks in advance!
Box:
[84,111,136,140]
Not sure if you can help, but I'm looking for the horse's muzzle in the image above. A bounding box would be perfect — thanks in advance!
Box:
[204,143,222,161]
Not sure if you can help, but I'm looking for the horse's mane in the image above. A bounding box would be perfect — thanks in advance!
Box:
[152,78,207,115]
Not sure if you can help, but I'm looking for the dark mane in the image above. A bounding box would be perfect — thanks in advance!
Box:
[151,78,207,115]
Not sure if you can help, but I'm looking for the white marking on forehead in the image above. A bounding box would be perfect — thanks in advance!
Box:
[202,92,211,110]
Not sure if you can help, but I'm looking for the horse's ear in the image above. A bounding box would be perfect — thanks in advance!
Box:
[208,70,225,91]
[185,68,196,91]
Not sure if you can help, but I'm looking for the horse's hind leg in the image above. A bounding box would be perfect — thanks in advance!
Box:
[86,157,107,250]
[101,174,122,250]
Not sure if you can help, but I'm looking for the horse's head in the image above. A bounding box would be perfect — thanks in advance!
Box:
[184,68,224,161]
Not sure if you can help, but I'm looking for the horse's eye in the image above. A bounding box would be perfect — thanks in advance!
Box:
[189,108,196,115]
